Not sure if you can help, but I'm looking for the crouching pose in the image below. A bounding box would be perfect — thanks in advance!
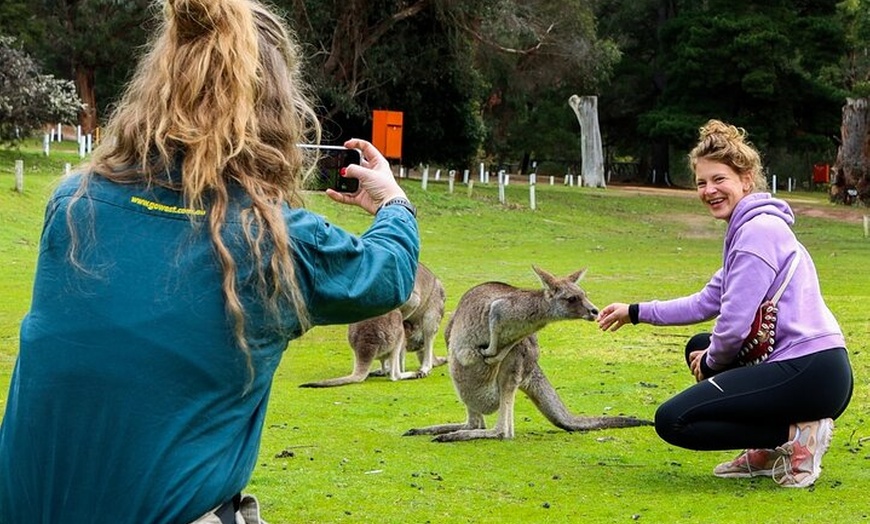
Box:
[599,120,853,488]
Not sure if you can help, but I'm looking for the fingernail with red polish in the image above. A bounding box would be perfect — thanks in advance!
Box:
[340,167,347,176]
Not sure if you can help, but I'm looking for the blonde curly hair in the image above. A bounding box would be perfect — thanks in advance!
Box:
[688,119,767,191]
[74,0,321,376]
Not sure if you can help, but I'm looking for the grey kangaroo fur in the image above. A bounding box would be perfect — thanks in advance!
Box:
[404,265,653,441]
[299,263,447,387]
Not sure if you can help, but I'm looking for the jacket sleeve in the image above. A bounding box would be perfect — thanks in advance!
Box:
[705,250,776,370]
[637,269,724,326]
[292,205,420,326]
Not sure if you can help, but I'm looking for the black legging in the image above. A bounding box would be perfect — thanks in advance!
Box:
[655,333,854,451]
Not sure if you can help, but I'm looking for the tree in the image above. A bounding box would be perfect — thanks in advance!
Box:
[0,35,82,146]
[568,95,605,187]
[282,0,485,167]
[470,0,620,171]
[831,97,869,204]
[29,0,152,133]
[596,0,848,187]
[282,0,617,168]
[838,0,870,97]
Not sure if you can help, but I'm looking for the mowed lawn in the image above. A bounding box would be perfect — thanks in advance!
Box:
[1,147,868,523]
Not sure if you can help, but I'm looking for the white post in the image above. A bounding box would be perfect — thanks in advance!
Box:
[467,179,474,198]
[65,163,71,176]
[43,134,50,156]
[772,174,777,194]
[56,123,62,142]
[422,165,429,191]
[14,160,24,193]
[399,166,405,178]
[549,176,554,185]
[577,175,583,187]
[479,162,484,183]
[448,170,455,194]
[463,169,469,184]
[504,174,510,185]
[529,173,537,211]
[434,169,441,182]
[76,125,82,142]
[498,170,505,204]
[864,215,869,238]
[49,128,55,142]
[78,136,86,158]
[86,134,93,153]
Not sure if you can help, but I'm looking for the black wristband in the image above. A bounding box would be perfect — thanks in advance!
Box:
[700,355,717,378]
[628,303,639,325]
[380,197,417,218]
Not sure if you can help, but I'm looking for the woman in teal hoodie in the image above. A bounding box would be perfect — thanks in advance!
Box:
[598,120,853,489]
[0,1,418,523]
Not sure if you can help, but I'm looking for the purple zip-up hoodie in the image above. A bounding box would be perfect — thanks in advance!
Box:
[638,192,845,371]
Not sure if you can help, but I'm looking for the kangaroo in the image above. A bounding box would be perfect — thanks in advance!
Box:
[404,265,652,441]
[299,263,447,387]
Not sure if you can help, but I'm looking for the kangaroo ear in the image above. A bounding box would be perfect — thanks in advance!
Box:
[532,265,557,289]
[568,268,588,283]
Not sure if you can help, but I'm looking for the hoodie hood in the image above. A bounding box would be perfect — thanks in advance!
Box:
[724,193,794,249]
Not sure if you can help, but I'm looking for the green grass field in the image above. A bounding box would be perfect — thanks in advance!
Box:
[1,145,868,523]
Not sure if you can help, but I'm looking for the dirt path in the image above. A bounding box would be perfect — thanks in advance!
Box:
[609,184,868,224]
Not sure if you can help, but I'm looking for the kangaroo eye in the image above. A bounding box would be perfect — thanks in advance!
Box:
[566,296,580,304]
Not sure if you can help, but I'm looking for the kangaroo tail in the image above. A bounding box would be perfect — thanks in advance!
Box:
[298,372,368,388]
[520,365,653,430]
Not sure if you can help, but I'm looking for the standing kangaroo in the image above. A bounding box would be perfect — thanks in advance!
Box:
[300,263,447,387]
[404,266,652,441]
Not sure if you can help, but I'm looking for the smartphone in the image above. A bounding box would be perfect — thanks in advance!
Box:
[298,144,361,193]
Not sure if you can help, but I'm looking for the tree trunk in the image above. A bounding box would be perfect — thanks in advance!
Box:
[568,95,606,188]
[74,63,97,135]
[831,97,870,205]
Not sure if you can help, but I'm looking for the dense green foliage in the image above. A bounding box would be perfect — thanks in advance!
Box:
[1,145,868,522]
[0,36,81,145]
[2,0,869,181]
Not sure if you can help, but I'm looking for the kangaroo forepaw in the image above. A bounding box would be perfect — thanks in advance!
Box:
[477,343,498,358]
[482,352,507,365]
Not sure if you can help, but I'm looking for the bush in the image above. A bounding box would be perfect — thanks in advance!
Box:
[0,35,82,146]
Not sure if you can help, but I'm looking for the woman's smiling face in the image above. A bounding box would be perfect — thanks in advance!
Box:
[694,158,753,221]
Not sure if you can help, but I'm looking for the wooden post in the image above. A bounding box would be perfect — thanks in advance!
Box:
[498,170,505,204]
[529,173,537,210]
[14,160,24,192]
[467,179,474,198]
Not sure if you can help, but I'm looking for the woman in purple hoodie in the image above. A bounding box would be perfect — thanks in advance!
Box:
[598,120,853,488]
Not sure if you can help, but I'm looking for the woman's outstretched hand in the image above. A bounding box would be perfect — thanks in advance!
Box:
[598,303,631,332]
